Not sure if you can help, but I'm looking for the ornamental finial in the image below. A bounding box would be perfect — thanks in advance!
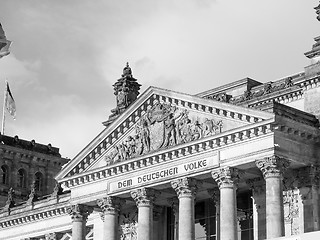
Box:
[315,2,320,21]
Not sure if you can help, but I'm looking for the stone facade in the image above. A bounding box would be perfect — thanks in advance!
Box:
[2,3,320,240]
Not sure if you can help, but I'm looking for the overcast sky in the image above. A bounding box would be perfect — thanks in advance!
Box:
[0,0,318,159]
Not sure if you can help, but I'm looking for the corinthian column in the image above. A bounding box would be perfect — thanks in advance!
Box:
[171,177,198,240]
[131,188,158,240]
[67,204,93,240]
[97,197,123,240]
[256,155,289,239]
[212,167,241,240]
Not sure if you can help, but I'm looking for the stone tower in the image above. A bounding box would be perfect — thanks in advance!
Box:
[103,62,141,126]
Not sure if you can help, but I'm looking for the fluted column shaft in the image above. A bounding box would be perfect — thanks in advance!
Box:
[97,197,123,240]
[212,167,240,240]
[171,177,198,240]
[67,204,93,240]
[256,155,289,239]
[131,188,157,240]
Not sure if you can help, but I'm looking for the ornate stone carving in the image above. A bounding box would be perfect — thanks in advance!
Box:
[119,211,138,240]
[255,155,290,178]
[45,233,61,240]
[97,196,124,217]
[26,181,37,205]
[315,2,320,21]
[105,103,223,165]
[3,187,15,211]
[283,190,300,235]
[230,78,295,104]
[107,63,141,122]
[205,93,231,103]
[171,177,199,198]
[50,181,63,198]
[130,188,158,207]
[66,204,93,222]
[211,167,242,189]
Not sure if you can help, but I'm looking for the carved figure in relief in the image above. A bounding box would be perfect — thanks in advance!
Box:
[136,117,151,153]
[202,118,223,136]
[105,102,224,165]
[176,110,192,143]
[161,112,182,147]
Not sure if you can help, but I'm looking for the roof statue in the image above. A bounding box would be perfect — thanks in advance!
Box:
[316,1,320,21]
[103,62,141,126]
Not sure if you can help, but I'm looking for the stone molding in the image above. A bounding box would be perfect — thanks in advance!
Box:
[66,204,93,222]
[60,87,270,180]
[0,205,69,228]
[171,177,200,199]
[255,155,290,179]
[130,188,159,207]
[97,196,124,217]
[211,167,242,189]
[61,120,274,189]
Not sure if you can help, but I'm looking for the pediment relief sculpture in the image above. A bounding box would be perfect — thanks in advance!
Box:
[105,101,223,166]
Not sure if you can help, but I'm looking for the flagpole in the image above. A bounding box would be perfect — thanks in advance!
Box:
[1,79,6,135]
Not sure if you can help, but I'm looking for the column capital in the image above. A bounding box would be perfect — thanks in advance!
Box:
[255,155,290,179]
[130,188,158,207]
[171,177,199,199]
[66,204,93,222]
[97,196,124,216]
[211,167,242,189]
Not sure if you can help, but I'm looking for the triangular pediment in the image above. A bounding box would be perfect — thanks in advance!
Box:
[56,86,274,181]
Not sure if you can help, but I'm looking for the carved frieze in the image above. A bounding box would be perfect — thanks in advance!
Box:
[211,167,242,189]
[66,204,93,222]
[230,77,294,104]
[130,188,158,207]
[105,102,223,166]
[171,177,199,198]
[255,155,290,179]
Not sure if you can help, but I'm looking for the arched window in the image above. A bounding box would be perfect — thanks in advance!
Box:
[34,172,43,192]
[1,165,9,184]
[17,169,26,188]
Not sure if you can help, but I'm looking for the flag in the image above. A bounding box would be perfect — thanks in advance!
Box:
[5,82,16,119]
[0,23,11,59]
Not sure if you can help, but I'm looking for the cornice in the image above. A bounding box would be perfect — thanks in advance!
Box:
[59,119,275,189]
[56,87,273,181]
[0,144,68,167]
[0,199,70,229]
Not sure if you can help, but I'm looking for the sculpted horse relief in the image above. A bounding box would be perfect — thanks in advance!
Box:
[105,102,223,165]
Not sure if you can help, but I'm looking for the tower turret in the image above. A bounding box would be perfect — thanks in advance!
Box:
[103,63,141,127]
